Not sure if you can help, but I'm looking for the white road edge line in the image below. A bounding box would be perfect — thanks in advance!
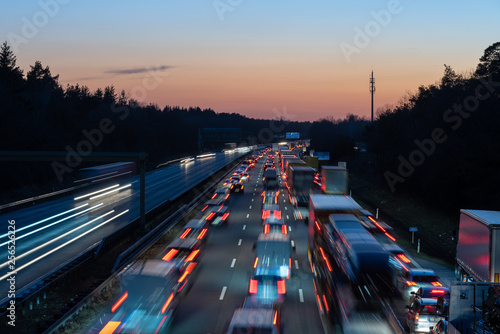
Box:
[295,260,299,270]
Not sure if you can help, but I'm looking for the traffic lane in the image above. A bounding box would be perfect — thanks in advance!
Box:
[275,168,324,334]
[168,184,258,333]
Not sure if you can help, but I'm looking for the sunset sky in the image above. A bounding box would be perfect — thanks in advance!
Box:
[2,0,499,122]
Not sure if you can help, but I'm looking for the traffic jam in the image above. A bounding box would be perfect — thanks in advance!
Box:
[96,143,451,334]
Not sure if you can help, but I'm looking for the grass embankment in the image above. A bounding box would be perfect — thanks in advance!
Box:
[349,173,457,268]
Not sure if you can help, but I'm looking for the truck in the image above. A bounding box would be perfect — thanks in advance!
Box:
[287,165,315,221]
[320,166,348,195]
[456,210,500,283]
[272,143,279,151]
[304,156,319,171]
[263,168,278,190]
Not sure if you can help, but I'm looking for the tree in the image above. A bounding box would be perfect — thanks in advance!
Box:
[441,64,461,88]
[0,41,23,81]
[475,41,500,78]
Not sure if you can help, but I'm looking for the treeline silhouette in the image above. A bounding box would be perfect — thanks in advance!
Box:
[363,42,500,212]
[0,41,309,201]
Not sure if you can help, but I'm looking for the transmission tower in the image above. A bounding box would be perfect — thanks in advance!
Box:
[369,70,375,122]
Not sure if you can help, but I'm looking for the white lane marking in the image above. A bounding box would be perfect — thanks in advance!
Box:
[253,193,255,195]
[299,289,304,302]
[289,226,292,232]
[251,198,254,202]
[286,215,290,220]
[295,260,299,270]
[246,214,250,218]
[285,207,287,210]
[249,206,252,209]
[291,240,295,248]
[282,193,285,196]
[238,239,242,246]
[283,200,286,202]
[219,286,227,300]
[243,225,246,230]
[231,258,236,268]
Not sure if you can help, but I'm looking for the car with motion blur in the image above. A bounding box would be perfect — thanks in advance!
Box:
[178,218,210,241]
[102,260,183,334]
[203,205,230,226]
[230,182,244,194]
[405,295,445,334]
[248,274,287,304]
[409,287,450,307]
[263,217,288,235]
[227,297,281,334]
[394,268,443,302]
[213,187,230,203]
[241,172,250,181]
[230,174,241,184]
[222,178,232,188]
[253,232,292,280]
[162,237,202,289]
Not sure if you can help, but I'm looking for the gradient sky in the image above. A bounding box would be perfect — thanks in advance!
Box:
[2,0,499,122]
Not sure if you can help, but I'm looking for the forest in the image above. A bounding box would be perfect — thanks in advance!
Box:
[1,41,500,214]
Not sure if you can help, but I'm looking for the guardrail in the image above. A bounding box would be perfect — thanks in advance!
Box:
[42,157,241,334]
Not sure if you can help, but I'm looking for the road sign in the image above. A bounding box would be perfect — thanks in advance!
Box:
[409,227,418,232]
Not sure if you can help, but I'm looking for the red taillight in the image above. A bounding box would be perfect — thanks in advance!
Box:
[385,232,396,242]
[277,280,286,294]
[202,205,208,212]
[282,225,287,235]
[274,210,281,219]
[249,279,258,294]
[161,293,174,314]
[205,212,216,221]
[221,212,230,221]
[315,220,321,231]
[397,254,411,263]
[218,205,224,212]
[111,291,128,313]
[254,257,259,268]
[178,262,197,283]
[264,224,270,234]
[431,281,443,287]
[322,294,329,311]
[225,194,230,200]
[262,210,271,219]
[211,193,217,199]
[297,211,303,219]
[406,281,418,286]
[185,249,200,262]
[197,228,208,239]
[162,249,178,261]
[273,311,278,325]
[179,228,191,239]
[431,289,446,294]
[415,311,420,321]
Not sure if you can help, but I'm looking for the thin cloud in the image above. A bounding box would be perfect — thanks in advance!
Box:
[105,65,173,75]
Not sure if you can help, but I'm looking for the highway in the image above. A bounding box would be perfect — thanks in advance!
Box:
[0,150,249,300]
[86,151,324,333]
[168,154,324,334]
